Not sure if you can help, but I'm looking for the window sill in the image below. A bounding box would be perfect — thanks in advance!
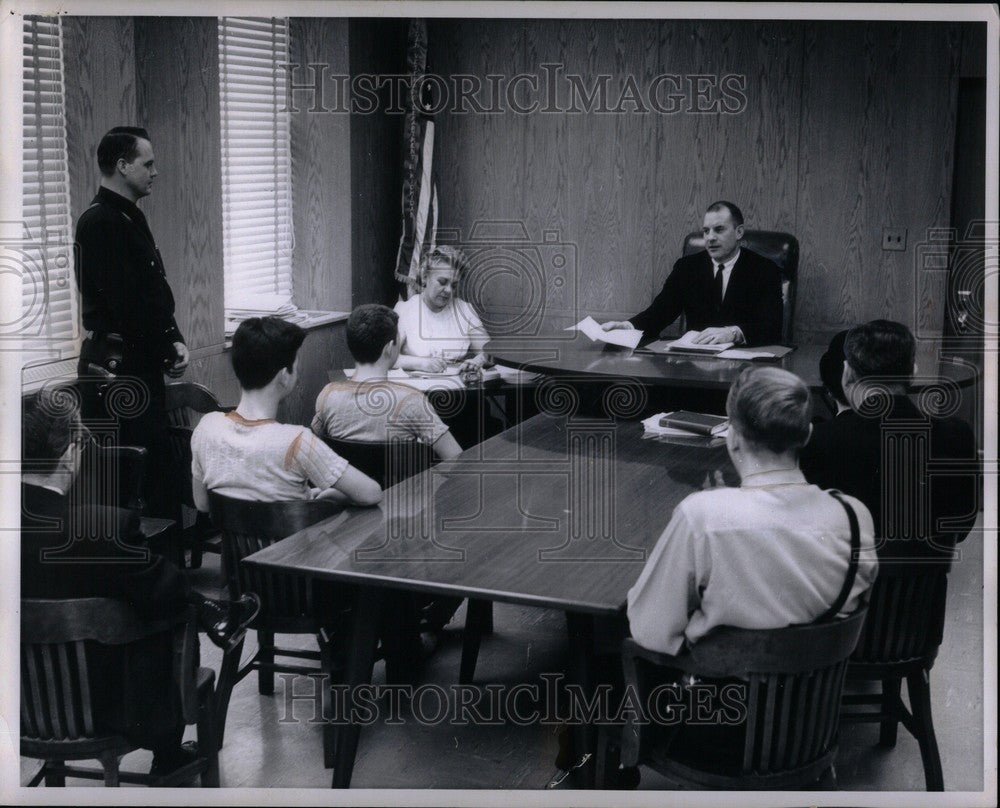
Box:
[21,311,350,393]
[223,309,349,346]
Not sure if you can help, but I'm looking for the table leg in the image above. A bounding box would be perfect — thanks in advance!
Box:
[332,586,382,789]
[564,611,596,789]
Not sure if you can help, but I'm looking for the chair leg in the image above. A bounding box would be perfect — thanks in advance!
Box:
[26,763,46,787]
[879,677,902,748]
[906,670,944,791]
[460,599,491,684]
[594,727,621,789]
[482,602,494,636]
[813,764,837,789]
[43,760,65,787]
[198,686,221,787]
[97,750,121,786]
[257,630,275,695]
[190,538,203,569]
[214,635,247,748]
[318,636,337,769]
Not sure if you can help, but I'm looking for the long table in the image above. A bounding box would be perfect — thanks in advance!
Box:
[243,411,735,787]
[484,332,978,393]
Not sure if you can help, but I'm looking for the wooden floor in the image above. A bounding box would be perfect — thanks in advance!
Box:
[20,519,986,793]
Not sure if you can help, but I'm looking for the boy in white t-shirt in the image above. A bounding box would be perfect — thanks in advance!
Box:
[191,317,382,509]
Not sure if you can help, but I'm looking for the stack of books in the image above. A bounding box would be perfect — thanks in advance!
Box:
[641,410,730,446]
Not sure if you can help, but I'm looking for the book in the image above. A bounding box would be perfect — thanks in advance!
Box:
[658,410,730,436]
[640,412,727,447]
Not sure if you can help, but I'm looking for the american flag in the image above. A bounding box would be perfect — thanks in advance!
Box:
[394,18,438,300]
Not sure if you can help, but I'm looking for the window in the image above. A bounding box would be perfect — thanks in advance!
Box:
[20,15,78,362]
[218,17,295,315]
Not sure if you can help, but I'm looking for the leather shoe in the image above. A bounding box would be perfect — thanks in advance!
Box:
[200,594,260,649]
[150,740,200,779]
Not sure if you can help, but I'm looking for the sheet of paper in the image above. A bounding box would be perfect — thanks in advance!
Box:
[716,349,776,360]
[567,316,643,350]
[666,330,734,353]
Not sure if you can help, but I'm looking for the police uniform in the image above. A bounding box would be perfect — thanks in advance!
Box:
[75,186,184,518]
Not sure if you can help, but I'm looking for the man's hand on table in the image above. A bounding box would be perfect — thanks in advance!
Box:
[691,326,742,345]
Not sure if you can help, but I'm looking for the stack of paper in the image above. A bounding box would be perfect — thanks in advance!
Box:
[226,293,309,334]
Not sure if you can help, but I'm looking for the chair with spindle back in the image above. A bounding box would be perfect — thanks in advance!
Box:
[69,441,178,559]
[165,382,233,568]
[20,598,220,787]
[207,492,345,766]
[601,608,867,789]
[321,435,494,684]
[840,566,950,790]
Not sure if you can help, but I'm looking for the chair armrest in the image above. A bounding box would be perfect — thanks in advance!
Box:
[171,606,201,725]
[620,639,675,767]
[621,637,683,668]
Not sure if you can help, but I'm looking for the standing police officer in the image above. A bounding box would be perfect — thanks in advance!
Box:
[75,126,189,518]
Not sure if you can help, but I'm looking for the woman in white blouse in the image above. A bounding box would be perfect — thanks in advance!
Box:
[394,246,490,375]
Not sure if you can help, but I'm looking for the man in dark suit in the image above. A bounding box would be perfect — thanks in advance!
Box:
[21,389,255,776]
[799,320,979,565]
[601,201,783,346]
[75,126,188,519]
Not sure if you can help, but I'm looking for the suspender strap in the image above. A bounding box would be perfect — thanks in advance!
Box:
[814,490,861,623]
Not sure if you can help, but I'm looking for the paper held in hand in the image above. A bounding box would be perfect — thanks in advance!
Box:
[565,316,643,350]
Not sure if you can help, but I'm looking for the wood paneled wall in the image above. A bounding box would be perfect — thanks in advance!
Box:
[289,18,352,312]
[62,17,137,228]
[134,18,225,358]
[430,19,967,343]
[795,22,961,344]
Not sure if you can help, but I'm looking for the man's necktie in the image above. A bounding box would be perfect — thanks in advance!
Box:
[714,263,725,308]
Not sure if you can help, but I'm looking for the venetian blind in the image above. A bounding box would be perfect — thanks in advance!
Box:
[22,15,78,360]
[218,17,294,310]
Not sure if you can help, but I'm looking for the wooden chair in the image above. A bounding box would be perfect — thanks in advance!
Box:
[207,492,345,767]
[69,441,177,560]
[682,230,799,344]
[840,567,949,790]
[72,441,148,513]
[20,598,220,787]
[604,609,867,790]
[321,435,494,684]
[321,435,435,489]
[165,382,233,568]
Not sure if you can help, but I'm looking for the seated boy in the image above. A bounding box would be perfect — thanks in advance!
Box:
[313,304,463,634]
[191,316,382,508]
[312,303,462,460]
[22,389,257,778]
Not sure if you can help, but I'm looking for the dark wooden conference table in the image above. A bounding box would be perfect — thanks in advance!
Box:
[484,331,978,393]
[244,411,735,788]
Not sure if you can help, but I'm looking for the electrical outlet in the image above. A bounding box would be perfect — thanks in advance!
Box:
[882,227,907,251]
